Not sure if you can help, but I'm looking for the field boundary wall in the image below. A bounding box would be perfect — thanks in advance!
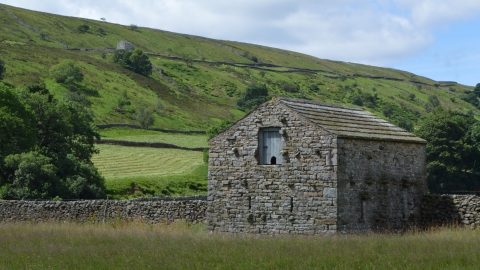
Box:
[420,194,480,228]
[96,124,206,134]
[0,196,207,224]
[1,194,479,229]
[96,139,207,151]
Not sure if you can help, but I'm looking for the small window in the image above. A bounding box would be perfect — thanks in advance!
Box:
[259,128,282,165]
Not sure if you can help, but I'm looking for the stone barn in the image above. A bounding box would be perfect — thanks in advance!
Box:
[207,97,427,235]
[116,40,134,50]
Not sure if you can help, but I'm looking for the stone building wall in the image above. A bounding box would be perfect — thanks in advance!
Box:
[116,40,134,50]
[337,139,427,231]
[0,197,206,224]
[208,101,339,235]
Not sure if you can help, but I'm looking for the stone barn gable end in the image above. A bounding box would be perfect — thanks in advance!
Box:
[207,97,427,235]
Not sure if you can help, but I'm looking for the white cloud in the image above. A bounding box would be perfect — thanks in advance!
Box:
[394,0,480,28]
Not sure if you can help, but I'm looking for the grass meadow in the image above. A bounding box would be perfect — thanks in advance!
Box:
[91,144,206,198]
[0,222,479,269]
[92,144,203,179]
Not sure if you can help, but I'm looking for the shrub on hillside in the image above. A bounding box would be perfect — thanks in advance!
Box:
[350,92,376,108]
[309,84,319,91]
[396,117,414,132]
[383,103,394,117]
[207,120,233,139]
[460,92,480,108]
[77,24,89,33]
[424,95,440,112]
[0,59,5,81]
[49,60,84,84]
[279,81,299,93]
[113,49,152,76]
[237,82,269,111]
[136,105,154,129]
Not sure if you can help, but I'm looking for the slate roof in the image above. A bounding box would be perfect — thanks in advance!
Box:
[278,98,426,144]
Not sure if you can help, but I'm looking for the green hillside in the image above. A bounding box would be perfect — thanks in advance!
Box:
[1,3,478,131]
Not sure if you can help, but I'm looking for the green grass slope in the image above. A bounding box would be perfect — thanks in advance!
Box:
[1,3,478,132]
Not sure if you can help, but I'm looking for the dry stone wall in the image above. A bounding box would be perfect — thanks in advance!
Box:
[0,196,206,224]
[208,101,339,235]
[421,194,480,228]
[1,195,480,231]
[96,139,206,151]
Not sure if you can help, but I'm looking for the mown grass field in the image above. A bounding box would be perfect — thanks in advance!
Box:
[0,222,479,269]
[92,145,203,179]
[91,140,207,198]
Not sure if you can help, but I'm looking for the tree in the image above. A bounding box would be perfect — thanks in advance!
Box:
[0,59,5,81]
[129,49,153,76]
[0,85,105,199]
[474,83,480,98]
[136,105,154,129]
[0,84,36,161]
[113,49,152,76]
[181,54,194,67]
[237,82,269,111]
[129,24,138,31]
[3,151,57,199]
[415,107,480,192]
[49,60,84,84]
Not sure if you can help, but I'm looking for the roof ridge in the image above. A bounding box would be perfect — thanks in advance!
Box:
[277,97,364,111]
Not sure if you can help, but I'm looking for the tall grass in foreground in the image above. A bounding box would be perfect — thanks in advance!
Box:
[0,222,479,269]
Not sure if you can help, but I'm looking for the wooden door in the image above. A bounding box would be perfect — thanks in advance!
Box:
[260,128,282,164]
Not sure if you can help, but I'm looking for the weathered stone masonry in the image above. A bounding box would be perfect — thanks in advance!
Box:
[208,99,339,235]
[0,197,206,224]
[1,194,479,228]
[207,98,428,235]
[337,139,426,231]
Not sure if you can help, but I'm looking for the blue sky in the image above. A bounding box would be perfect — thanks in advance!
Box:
[2,0,479,86]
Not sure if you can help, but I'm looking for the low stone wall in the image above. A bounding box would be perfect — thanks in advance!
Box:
[96,139,207,152]
[421,194,480,228]
[96,123,206,134]
[1,195,479,230]
[0,196,207,224]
